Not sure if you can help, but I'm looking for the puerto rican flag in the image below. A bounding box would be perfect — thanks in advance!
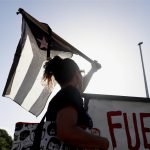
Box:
[2,9,77,116]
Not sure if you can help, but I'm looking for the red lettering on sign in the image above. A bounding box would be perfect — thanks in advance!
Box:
[107,111,150,149]
[140,113,150,149]
[123,113,140,150]
[107,111,122,148]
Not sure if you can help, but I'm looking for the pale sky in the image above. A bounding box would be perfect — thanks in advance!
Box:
[0,0,150,137]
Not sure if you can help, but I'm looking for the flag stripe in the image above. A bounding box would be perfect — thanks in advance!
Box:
[29,88,51,116]
[21,63,46,110]
[11,36,33,99]
[2,19,27,97]
[14,23,46,105]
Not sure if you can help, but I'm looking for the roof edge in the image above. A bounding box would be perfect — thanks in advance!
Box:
[82,93,150,103]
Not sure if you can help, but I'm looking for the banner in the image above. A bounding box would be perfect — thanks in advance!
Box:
[86,94,150,150]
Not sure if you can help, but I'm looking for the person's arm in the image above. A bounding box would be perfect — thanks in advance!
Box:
[82,60,101,92]
[56,106,109,150]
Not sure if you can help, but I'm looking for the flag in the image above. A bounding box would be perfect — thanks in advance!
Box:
[2,8,78,116]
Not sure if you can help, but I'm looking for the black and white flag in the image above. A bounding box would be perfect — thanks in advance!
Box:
[3,9,78,116]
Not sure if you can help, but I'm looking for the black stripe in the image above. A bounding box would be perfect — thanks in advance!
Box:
[2,19,26,96]
[29,87,51,116]
[14,55,44,105]
[14,24,46,104]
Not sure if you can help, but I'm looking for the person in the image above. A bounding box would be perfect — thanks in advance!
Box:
[43,56,109,150]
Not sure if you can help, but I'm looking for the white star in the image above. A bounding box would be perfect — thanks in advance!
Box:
[37,36,48,49]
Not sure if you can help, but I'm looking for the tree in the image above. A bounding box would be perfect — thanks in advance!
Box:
[0,129,12,150]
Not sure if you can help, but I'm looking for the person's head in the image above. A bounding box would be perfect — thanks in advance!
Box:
[43,56,83,92]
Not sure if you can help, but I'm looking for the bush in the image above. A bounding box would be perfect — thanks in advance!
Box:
[0,129,12,150]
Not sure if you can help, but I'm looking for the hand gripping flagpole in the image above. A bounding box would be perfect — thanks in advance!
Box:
[17,8,101,69]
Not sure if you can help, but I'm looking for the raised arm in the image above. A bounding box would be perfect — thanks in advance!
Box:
[82,60,101,92]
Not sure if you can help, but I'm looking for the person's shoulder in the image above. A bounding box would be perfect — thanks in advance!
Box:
[50,86,78,101]
[61,85,80,96]
[49,85,83,111]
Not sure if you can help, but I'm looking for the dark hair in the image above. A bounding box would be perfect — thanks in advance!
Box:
[43,56,80,86]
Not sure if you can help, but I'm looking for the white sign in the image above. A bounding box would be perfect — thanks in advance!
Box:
[88,98,150,150]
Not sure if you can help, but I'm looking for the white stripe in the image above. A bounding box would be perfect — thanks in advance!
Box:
[10,35,33,100]
[19,22,48,111]
[21,63,46,110]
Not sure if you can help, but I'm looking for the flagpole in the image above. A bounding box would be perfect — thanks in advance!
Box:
[138,42,149,98]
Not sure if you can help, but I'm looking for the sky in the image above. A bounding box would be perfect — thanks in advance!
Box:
[0,0,150,138]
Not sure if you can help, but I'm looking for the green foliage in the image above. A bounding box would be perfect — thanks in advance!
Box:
[0,129,12,150]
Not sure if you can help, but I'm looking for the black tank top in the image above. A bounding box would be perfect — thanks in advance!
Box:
[46,85,93,129]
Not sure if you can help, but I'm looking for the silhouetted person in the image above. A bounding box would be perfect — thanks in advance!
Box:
[43,56,109,150]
